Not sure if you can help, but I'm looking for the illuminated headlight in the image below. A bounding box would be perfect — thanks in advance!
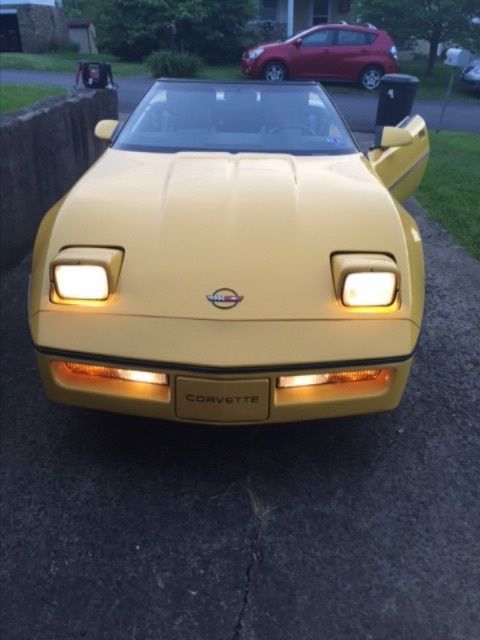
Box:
[50,247,123,303]
[54,264,109,300]
[343,272,397,307]
[248,47,264,60]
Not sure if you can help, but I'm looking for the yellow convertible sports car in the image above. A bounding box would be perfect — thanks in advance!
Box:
[29,80,429,425]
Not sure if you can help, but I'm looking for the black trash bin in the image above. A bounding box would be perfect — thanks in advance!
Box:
[375,74,419,127]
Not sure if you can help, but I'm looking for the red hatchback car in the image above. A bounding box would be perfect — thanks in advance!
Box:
[241,23,399,90]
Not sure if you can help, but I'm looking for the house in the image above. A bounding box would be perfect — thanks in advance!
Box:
[258,0,355,36]
[0,0,68,52]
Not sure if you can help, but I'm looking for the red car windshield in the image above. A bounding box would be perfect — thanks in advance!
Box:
[114,80,357,156]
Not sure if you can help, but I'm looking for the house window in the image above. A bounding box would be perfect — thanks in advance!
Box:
[260,0,277,22]
[313,0,330,25]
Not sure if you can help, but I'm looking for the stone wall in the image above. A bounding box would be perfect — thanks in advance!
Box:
[2,3,69,52]
[0,90,118,269]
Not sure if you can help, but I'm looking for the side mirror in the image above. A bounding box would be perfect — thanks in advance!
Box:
[374,126,413,149]
[94,119,119,141]
[293,38,302,47]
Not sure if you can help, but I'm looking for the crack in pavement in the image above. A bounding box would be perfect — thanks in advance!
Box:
[231,465,275,640]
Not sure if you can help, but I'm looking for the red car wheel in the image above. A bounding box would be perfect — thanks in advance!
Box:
[359,65,383,91]
[263,61,288,82]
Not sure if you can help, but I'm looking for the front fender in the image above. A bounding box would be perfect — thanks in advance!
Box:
[28,197,66,329]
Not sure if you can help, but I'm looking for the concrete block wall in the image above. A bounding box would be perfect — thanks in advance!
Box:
[0,89,118,269]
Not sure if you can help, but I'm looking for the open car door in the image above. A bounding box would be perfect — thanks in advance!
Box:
[368,115,429,203]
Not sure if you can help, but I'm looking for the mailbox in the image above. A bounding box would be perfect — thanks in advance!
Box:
[444,48,472,67]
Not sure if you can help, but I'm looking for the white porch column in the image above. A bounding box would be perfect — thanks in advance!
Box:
[287,0,294,36]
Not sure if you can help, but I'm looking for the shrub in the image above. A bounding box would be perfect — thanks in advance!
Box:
[147,50,202,78]
[96,0,258,63]
[48,40,81,54]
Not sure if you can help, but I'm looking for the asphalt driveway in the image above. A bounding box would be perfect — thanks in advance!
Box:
[1,191,479,639]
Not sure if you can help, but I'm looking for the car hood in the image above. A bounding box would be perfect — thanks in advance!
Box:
[45,148,413,321]
[259,41,282,48]
[463,59,480,72]
[247,41,285,53]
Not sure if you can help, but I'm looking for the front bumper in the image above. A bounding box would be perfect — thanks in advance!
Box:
[35,349,413,425]
[31,313,419,424]
[240,56,261,77]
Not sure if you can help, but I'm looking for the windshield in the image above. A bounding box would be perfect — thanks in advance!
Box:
[283,25,319,43]
[114,80,357,156]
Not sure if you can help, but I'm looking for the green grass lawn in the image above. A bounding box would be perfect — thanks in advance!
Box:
[0,52,146,76]
[417,132,480,260]
[0,52,237,80]
[197,64,242,80]
[0,84,67,115]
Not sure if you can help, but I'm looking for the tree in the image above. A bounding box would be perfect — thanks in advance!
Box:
[97,0,171,61]
[354,0,480,75]
[466,18,480,53]
[63,0,105,22]
[174,0,259,63]
[88,0,258,62]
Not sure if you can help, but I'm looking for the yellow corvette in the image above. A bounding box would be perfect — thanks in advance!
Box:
[29,80,429,425]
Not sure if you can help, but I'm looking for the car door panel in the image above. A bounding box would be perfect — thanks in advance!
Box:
[368,116,429,203]
[291,48,335,78]
[331,45,358,79]
[290,29,336,79]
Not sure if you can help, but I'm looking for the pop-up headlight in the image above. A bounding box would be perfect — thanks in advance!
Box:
[331,253,400,308]
[51,247,124,303]
[54,264,109,300]
[343,272,397,307]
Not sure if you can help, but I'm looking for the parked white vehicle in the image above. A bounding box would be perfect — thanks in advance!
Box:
[461,58,480,91]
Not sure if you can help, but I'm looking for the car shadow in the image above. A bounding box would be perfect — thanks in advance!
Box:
[60,403,401,488]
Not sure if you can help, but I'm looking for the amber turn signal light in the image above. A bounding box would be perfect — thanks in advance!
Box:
[277,369,383,388]
[59,362,169,386]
